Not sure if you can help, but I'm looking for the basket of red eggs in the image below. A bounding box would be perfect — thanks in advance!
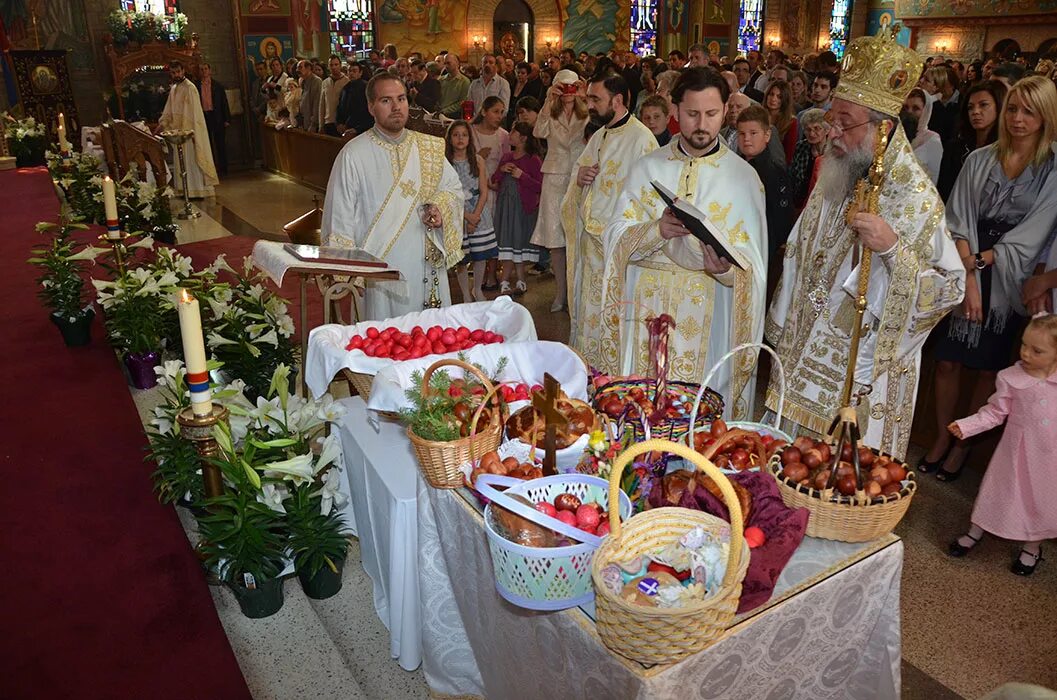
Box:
[767,435,917,542]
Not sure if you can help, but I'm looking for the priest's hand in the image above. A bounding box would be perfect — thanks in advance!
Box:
[701,244,733,275]
[421,203,442,230]
[849,213,898,253]
[577,164,600,186]
[659,208,690,240]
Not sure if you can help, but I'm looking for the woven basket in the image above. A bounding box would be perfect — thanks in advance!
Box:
[766,453,917,542]
[593,379,723,444]
[590,439,750,665]
[407,359,503,489]
[341,368,374,400]
[476,473,633,611]
[687,343,793,472]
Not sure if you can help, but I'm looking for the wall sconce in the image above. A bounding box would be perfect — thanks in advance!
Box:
[937,43,948,54]
[545,35,559,50]
[472,35,485,50]
[767,35,780,49]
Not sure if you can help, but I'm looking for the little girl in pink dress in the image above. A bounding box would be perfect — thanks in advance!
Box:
[947,313,1057,575]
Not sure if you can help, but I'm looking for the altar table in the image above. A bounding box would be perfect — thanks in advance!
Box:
[334,396,902,698]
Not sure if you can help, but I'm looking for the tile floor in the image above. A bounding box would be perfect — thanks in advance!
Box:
[162,171,1057,699]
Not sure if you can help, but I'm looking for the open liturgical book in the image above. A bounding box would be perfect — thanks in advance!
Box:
[651,181,748,270]
[283,244,390,269]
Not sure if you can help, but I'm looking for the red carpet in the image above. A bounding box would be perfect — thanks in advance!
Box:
[0,168,251,700]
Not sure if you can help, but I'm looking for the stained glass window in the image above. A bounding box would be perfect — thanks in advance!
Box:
[738,0,764,54]
[829,0,852,59]
[329,0,376,58]
[630,0,658,57]
[121,0,177,13]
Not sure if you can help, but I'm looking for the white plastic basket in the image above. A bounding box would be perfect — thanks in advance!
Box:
[476,473,632,611]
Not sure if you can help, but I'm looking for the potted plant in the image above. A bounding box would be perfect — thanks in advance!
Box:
[286,434,350,599]
[95,261,176,388]
[3,112,47,167]
[106,10,131,46]
[206,260,297,401]
[28,220,104,346]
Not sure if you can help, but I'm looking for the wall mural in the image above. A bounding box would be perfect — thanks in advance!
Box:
[376,0,469,57]
[866,9,911,46]
[245,33,295,85]
[564,0,620,54]
[894,0,1057,18]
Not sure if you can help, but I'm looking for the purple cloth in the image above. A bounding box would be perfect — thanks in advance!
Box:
[648,471,809,613]
[492,152,543,214]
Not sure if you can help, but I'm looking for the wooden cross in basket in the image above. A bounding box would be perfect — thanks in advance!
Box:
[531,373,565,477]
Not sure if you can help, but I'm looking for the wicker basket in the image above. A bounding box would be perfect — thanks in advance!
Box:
[407,359,503,489]
[686,343,793,471]
[592,379,723,444]
[766,453,917,542]
[590,439,750,665]
[341,368,374,400]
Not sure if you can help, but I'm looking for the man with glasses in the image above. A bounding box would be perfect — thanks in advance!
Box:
[765,28,965,460]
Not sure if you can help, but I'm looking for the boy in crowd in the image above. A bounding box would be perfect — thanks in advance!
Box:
[736,105,793,262]
[639,95,672,147]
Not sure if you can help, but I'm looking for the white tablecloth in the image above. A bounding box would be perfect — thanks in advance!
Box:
[334,398,423,671]
[336,395,902,697]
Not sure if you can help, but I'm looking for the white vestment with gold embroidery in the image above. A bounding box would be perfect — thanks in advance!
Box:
[159,78,218,197]
[320,128,463,320]
[599,139,768,420]
[765,124,965,458]
[561,115,657,371]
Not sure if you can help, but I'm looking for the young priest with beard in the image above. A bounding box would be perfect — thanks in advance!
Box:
[599,68,768,419]
[765,30,965,459]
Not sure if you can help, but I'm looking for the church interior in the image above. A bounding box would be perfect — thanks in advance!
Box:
[2,0,1057,699]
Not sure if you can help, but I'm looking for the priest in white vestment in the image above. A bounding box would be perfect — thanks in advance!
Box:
[600,68,768,419]
[765,28,965,458]
[320,73,463,320]
[159,60,218,198]
[561,74,657,371]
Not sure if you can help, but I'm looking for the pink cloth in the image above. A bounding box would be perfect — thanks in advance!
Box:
[492,152,543,214]
[955,362,1057,541]
[201,78,213,112]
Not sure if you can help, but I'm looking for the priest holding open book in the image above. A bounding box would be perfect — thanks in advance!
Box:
[600,68,768,420]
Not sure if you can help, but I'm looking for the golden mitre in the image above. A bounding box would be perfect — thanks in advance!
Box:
[832,19,924,117]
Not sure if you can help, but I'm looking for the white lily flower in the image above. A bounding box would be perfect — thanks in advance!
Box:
[151,405,174,436]
[91,278,115,292]
[317,468,347,516]
[256,483,289,513]
[137,180,155,204]
[66,245,108,262]
[246,283,265,302]
[156,271,180,288]
[242,256,255,275]
[251,395,283,429]
[314,433,341,475]
[276,315,295,338]
[214,287,233,304]
[128,236,155,250]
[256,329,279,347]
[206,254,235,276]
[173,255,194,277]
[207,331,237,347]
[262,453,315,486]
[316,394,348,423]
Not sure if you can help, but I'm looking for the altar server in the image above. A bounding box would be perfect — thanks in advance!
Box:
[159,60,218,198]
[765,27,965,459]
[320,73,464,319]
[600,68,768,419]
[561,72,657,371]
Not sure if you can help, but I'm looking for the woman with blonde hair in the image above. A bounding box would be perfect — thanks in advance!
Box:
[921,75,1057,480]
[529,70,589,312]
[763,79,798,164]
[923,64,961,142]
[789,70,811,112]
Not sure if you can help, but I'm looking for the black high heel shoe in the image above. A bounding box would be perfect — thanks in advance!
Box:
[1011,548,1043,576]
[917,449,949,474]
[948,532,981,558]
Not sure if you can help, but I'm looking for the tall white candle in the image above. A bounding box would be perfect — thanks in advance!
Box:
[102,175,120,240]
[56,113,69,152]
[177,289,213,417]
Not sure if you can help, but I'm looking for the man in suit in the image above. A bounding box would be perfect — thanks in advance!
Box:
[409,59,441,112]
[297,59,322,132]
[197,63,230,176]
[336,62,373,136]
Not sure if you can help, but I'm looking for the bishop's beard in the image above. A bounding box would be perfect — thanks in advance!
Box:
[817,130,876,203]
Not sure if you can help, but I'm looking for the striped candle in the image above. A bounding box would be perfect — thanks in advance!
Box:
[102,175,121,240]
[176,289,212,417]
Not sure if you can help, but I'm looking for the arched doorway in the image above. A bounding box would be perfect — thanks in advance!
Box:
[1037,37,1057,60]
[991,38,1021,61]
[494,0,534,62]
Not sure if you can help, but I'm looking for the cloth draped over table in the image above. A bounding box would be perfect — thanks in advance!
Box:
[599,139,768,420]
[765,123,965,458]
[560,115,657,372]
[320,128,464,320]
[159,77,218,197]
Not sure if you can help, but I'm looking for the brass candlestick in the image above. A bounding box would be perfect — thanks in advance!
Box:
[160,130,200,220]
[177,404,230,499]
[98,230,129,274]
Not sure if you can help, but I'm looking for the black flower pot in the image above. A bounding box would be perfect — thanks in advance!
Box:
[297,558,345,600]
[50,308,94,346]
[227,578,284,618]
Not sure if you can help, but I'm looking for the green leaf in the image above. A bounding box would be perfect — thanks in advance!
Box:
[241,457,262,489]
